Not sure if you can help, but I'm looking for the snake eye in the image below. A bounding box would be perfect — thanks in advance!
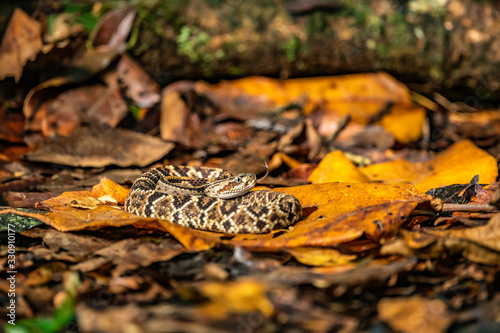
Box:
[235,177,241,182]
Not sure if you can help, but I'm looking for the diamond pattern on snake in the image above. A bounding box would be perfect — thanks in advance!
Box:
[124,165,302,234]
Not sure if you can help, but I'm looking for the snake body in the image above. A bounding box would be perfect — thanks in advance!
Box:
[124,165,302,234]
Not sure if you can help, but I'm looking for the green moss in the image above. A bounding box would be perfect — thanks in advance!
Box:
[228,66,243,75]
[408,0,446,18]
[283,35,300,62]
[177,26,212,62]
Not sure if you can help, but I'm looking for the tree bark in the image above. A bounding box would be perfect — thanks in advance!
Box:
[132,0,500,97]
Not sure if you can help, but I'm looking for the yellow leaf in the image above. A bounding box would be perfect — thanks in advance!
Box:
[308,150,370,184]
[415,140,497,191]
[198,278,274,319]
[361,159,426,184]
[360,140,498,192]
[378,296,452,333]
[378,106,426,143]
[288,247,357,266]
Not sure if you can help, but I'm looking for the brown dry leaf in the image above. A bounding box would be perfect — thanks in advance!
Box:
[197,278,274,319]
[265,257,417,286]
[361,140,498,192]
[443,238,500,265]
[0,8,43,82]
[25,127,174,167]
[268,152,302,170]
[278,182,430,212]
[308,150,370,184]
[92,238,185,270]
[26,262,68,286]
[23,7,136,126]
[429,213,500,253]
[449,109,500,140]
[0,108,25,143]
[378,296,452,333]
[160,81,201,147]
[37,84,128,136]
[42,229,116,258]
[288,247,357,266]
[109,53,161,109]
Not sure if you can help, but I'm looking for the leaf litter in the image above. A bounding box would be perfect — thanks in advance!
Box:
[1,5,500,333]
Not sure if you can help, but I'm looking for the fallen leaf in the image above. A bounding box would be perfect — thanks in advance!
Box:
[415,140,498,192]
[360,140,498,192]
[197,278,274,319]
[288,247,357,266]
[377,106,426,143]
[378,296,452,333]
[308,150,370,184]
[25,127,174,167]
[0,8,43,82]
[0,109,25,143]
[429,213,500,253]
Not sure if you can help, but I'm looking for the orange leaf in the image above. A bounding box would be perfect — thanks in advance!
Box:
[378,296,452,333]
[308,150,370,184]
[360,140,498,192]
[31,178,221,251]
[377,106,426,143]
[288,247,357,266]
[415,140,497,191]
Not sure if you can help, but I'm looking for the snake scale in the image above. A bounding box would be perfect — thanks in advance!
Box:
[124,165,302,234]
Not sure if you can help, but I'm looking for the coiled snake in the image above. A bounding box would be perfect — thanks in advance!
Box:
[124,165,302,234]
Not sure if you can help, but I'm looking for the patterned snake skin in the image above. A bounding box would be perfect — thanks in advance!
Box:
[124,165,302,234]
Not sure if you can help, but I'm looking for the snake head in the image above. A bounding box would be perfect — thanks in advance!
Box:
[204,173,257,199]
